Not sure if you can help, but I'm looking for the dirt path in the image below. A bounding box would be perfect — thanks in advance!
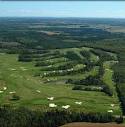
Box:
[60,122,125,127]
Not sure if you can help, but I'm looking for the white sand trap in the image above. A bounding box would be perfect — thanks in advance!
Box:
[3,87,7,90]
[22,68,28,71]
[53,71,56,73]
[107,110,113,113]
[59,70,63,73]
[47,97,54,101]
[97,56,99,59]
[47,79,50,82]
[44,73,47,75]
[83,65,86,67]
[0,90,4,93]
[11,68,16,71]
[10,74,17,78]
[75,101,82,105]
[111,104,115,107]
[49,103,57,108]
[48,65,52,67]
[20,67,27,71]
[36,90,41,93]
[20,67,24,69]
[9,91,16,94]
[105,69,110,71]
[62,105,70,109]
[67,69,71,72]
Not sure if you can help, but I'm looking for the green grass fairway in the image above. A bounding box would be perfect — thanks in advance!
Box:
[0,52,122,115]
[103,61,118,96]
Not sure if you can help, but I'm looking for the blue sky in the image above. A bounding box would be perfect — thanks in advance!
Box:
[0,1,125,18]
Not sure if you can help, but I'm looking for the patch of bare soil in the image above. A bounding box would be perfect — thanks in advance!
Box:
[60,122,125,127]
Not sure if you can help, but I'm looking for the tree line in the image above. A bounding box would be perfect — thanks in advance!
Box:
[0,106,123,127]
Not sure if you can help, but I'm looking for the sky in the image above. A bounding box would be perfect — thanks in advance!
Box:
[0,1,125,18]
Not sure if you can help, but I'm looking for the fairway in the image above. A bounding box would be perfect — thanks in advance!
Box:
[0,47,121,115]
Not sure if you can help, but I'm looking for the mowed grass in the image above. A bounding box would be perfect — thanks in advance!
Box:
[0,53,122,115]
[103,61,118,96]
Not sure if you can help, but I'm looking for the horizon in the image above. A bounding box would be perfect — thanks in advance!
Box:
[0,1,125,18]
[0,17,125,19]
